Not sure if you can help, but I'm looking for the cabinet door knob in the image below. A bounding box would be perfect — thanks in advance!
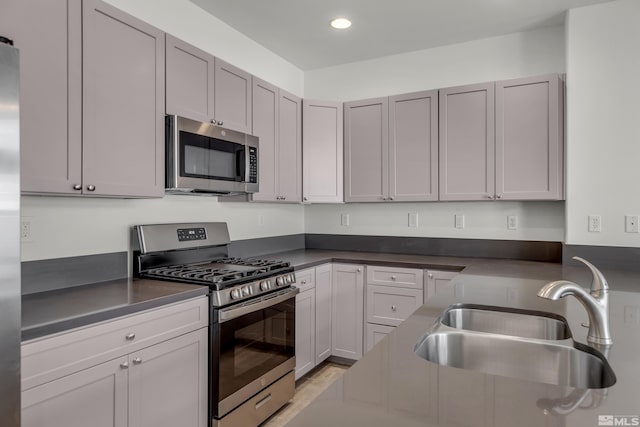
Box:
[125,333,136,340]
[281,196,286,200]
[487,194,494,200]
[86,185,96,191]
[428,273,434,279]
[496,194,503,199]
[357,268,362,273]
[217,120,224,126]
[391,305,397,312]
[300,280,306,285]
[389,196,394,201]
[72,184,82,191]
[120,361,129,369]
[391,276,397,281]
[132,357,143,365]
[303,196,308,201]
[381,197,387,201]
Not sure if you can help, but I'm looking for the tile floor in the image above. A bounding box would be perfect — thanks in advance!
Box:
[261,362,349,427]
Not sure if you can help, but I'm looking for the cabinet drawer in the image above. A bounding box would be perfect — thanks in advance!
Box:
[294,267,315,293]
[366,285,423,326]
[366,265,423,289]
[22,296,208,390]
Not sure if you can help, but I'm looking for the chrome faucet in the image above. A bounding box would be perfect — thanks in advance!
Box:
[537,256,612,346]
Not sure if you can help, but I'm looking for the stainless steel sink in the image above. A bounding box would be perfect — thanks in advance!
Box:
[441,304,571,340]
[414,305,616,389]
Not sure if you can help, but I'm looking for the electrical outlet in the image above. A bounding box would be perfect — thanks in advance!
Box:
[341,213,350,226]
[21,220,33,242]
[625,215,639,233]
[455,214,465,229]
[408,212,418,228]
[507,215,518,230]
[588,215,602,233]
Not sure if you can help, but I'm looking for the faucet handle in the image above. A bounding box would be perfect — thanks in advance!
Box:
[572,256,608,295]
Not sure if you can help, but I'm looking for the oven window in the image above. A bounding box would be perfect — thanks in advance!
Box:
[179,131,244,181]
[218,297,295,401]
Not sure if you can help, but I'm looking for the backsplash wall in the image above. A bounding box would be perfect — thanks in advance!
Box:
[21,196,304,261]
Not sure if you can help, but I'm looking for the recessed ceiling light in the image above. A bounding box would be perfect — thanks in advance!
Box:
[330,18,352,30]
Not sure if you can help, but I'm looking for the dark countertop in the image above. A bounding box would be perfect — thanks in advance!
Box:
[22,278,208,341]
[276,249,640,427]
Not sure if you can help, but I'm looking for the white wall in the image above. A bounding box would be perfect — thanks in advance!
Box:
[103,0,304,96]
[305,26,566,101]
[306,202,565,241]
[565,0,640,247]
[304,25,566,243]
[21,196,304,261]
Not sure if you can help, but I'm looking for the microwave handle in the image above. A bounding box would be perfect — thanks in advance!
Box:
[236,147,246,182]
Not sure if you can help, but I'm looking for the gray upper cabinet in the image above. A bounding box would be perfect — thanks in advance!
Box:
[496,74,564,200]
[344,97,389,202]
[1,0,82,195]
[165,34,215,123]
[252,78,301,203]
[439,82,496,201]
[82,0,165,197]
[345,91,439,203]
[389,90,439,201]
[8,0,164,197]
[302,100,344,203]
[214,58,252,134]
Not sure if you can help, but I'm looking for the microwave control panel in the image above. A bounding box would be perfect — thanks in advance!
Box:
[248,147,258,183]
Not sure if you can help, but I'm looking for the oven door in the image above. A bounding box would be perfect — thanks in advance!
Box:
[212,288,298,418]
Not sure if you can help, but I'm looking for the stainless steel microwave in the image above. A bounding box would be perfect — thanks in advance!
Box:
[165,115,258,195]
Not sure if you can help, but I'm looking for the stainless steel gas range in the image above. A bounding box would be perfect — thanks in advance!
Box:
[133,222,298,427]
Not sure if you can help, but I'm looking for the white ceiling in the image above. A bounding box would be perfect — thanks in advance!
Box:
[190,0,613,71]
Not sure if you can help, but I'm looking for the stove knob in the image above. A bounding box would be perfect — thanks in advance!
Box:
[241,286,250,297]
[230,289,241,300]
[289,274,296,283]
[276,276,284,286]
[260,281,270,291]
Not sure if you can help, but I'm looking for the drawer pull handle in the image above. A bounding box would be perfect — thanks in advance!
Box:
[132,357,143,365]
[391,305,397,312]
[255,393,272,409]
[120,361,129,369]
[300,280,306,285]
[391,276,396,281]
[125,333,136,340]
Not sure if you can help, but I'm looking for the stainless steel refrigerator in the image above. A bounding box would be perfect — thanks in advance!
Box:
[0,38,21,427]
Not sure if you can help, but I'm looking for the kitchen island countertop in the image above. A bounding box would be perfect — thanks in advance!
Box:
[272,249,640,427]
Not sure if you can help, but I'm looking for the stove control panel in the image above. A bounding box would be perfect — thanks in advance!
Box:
[177,227,207,242]
[212,272,296,307]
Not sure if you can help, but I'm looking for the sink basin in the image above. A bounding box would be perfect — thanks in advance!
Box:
[415,330,615,388]
[441,304,572,340]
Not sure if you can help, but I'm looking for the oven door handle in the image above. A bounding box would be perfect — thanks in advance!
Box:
[219,287,299,323]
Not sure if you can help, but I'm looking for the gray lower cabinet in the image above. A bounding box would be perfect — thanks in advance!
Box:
[439,82,496,201]
[295,287,315,380]
[364,266,423,352]
[5,0,165,197]
[252,77,302,203]
[21,297,209,427]
[424,270,460,302]
[302,100,344,203]
[294,264,333,380]
[332,264,364,360]
[344,91,438,202]
[314,264,333,364]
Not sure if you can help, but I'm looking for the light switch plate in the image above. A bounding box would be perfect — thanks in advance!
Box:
[341,213,350,226]
[408,212,418,228]
[455,214,465,229]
